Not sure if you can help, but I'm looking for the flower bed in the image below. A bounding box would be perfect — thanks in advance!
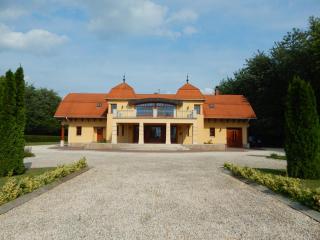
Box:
[224,163,320,211]
[0,158,87,206]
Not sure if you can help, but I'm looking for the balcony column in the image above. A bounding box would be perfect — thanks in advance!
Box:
[138,122,144,144]
[166,122,171,144]
[192,123,198,144]
[60,124,65,147]
[111,122,117,144]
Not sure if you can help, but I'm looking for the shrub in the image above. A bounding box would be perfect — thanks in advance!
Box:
[224,163,320,211]
[23,147,35,158]
[24,135,60,143]
[0,158,87,206]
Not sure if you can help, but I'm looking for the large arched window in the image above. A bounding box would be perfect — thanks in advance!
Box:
[136,103,175,117]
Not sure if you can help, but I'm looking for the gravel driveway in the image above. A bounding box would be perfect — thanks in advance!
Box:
[0,146,319,239]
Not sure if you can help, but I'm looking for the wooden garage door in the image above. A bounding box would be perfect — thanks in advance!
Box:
[227,128,242,148]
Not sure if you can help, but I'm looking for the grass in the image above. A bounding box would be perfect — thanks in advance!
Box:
[0,167,54,188]
[266,153,287,160]
[257,168,320,191]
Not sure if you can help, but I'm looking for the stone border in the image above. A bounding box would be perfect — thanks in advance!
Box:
[0,166,90,215]
[223,168,320,223]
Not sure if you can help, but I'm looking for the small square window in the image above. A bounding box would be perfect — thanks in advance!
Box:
[210,128,215,137]
[76,126,82,136]
[209,104,215,109]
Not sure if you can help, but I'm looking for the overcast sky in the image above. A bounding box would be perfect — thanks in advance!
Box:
[0,0,319,96]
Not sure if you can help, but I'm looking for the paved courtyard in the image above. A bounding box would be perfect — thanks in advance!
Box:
[0,145,319,239]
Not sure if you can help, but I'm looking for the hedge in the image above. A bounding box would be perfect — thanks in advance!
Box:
[224,163,320,211]
[0,158,87,206]
[24,135,60,143]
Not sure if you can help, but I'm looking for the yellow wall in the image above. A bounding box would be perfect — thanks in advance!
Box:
[65,119,107,143]
[64,100,250,147]
[198,119,249,145]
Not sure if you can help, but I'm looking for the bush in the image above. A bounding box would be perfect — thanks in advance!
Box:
[24,135,60,143]
[23,147,35,158]
[224,163,320,211]
[0,158,87,206]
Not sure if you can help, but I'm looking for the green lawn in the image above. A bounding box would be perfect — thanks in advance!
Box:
[257,168,320,190]
[0,168,54,188]
[266,153,287,160]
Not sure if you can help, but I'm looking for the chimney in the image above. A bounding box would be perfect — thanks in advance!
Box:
[214,86,220,95]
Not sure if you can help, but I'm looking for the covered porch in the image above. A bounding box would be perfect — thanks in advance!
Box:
[111,120,197,144]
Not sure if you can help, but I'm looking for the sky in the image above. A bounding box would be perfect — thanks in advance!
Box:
[0,0,319,96]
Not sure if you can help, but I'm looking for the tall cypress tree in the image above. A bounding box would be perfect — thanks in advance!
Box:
[14,67,26,174]
[285,76,320,179]
[0,70,17,176]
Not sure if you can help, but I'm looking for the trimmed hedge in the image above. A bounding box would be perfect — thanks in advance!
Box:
[224,163,320,211]
[0,158,87,206]
[24,135,60,143]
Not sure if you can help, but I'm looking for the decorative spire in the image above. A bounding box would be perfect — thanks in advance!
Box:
[186,74,189,84]
[123,74,126,83]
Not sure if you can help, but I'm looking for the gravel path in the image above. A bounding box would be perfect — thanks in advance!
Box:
[0,146,319,239]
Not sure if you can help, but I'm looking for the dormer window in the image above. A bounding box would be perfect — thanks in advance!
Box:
[96,102,102,108]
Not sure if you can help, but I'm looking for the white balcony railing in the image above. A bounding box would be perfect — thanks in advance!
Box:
[113,109,197,119]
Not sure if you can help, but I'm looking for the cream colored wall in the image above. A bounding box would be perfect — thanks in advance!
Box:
[68,100,250,146]
[66,119,106,143]
[198,119,249,145]
[117,123,134,143]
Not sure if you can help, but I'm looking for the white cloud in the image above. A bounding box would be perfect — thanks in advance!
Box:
[183,26,197,35]
[167,9,198,23]
[203,87,214,94]
[0,24,68,53]
[81,0,198,38]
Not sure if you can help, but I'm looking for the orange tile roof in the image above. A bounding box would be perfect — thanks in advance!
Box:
[136,93,177,99]
[107,82,136,99]
[54,82,256,119]
[54,93,108,118]
[176,83,204,100]
[203,95,256,119]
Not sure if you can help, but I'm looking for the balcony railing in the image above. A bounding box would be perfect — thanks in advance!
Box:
[113,109,197,119]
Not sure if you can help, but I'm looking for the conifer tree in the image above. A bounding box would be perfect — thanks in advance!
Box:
[285,76,320,179]
[0,70,17,176]
[13,67,26,174]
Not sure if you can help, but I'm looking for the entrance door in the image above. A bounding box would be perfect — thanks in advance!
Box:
[133,125,139,143]
[171,125,177,143]
[144,125,166,143]
[227,128,242,147]
[96,127,104,142]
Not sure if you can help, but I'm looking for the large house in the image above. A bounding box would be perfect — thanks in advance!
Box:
[54,79,256,148]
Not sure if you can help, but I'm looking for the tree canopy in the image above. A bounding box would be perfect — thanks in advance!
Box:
[219,17,320,146]
[25,84,61,135]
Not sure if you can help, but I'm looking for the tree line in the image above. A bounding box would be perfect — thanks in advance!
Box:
[0,72,61,137]
[219,17,320,147]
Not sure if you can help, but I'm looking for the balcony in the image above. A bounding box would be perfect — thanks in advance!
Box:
[113,109,197,119]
